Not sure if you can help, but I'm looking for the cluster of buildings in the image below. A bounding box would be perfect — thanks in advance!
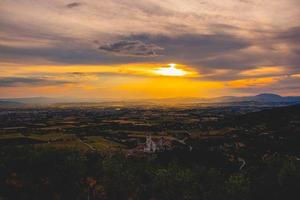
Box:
[126,134,173,155]
[143,135,172,153]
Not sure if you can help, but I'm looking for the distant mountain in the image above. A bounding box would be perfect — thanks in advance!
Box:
[206,93,300,103]
[250,93,300,103]
[0,100,24,106]
[144,93,300,105]
[0,97,69,105]
[0,93,300,106]
[0,97,115,105]
[253,93,282,99]
[248,93,286,102]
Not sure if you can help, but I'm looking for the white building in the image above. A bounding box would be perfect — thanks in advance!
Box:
[144,135,157,153]
[144,135,170,153]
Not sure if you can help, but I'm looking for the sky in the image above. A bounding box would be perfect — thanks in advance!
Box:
[0,0,300,99]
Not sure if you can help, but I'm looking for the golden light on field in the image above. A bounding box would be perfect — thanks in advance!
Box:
[153,64,188,77]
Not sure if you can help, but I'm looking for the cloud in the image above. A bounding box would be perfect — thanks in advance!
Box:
[66,2,83,9]
[227,77,281,88]
[0,0,300,96]
[99,40,164,57]
[0,77,73,87]
[0,32,249,65]
[277,26,300,44]
[229,75,300,96]
[239,67,285,77]
[0,0,298,67]
[126,33,251,67]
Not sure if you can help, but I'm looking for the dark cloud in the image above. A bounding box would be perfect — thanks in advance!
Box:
[126,33,251,67]
[0,77,73,87]
[66,2,83,9]
[277,26,300,44]
[0,32,251,67]
[197,53,267,70]
[129,33,250,53]
[99,40,164,57]
[0,43,160,65]
[2,28,299,76]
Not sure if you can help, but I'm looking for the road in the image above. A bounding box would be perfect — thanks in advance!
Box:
[78,137,96,151]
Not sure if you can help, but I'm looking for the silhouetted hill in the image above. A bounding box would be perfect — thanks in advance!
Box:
[148,93,300,104]
[1,93,300,105]
[0,97,73,105]
[0,100,24,106]
[211,93,300,103]
[251,93,283,101]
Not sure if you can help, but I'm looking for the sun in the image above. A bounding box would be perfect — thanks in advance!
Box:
[153,63,187,76]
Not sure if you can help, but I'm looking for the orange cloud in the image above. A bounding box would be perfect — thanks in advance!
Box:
[240,66,285,77]
[227,77,280,88]
[291,73,300,78]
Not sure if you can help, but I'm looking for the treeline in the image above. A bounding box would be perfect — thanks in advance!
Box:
[0,146,299,200]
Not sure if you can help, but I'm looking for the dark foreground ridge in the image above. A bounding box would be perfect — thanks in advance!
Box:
[0,105,299,200]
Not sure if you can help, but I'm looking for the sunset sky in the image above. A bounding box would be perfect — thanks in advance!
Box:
[1,0,300,99]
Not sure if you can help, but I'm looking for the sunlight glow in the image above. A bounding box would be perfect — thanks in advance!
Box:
[153,64,187,77]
